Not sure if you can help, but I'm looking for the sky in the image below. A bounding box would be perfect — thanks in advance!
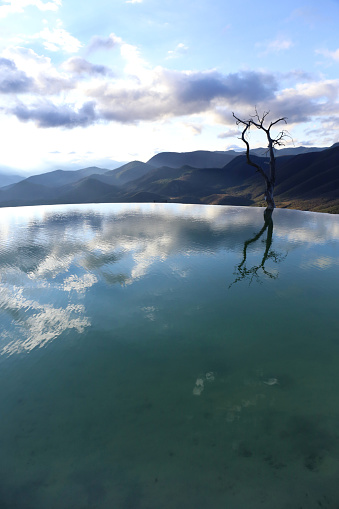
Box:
[1,0,339,175]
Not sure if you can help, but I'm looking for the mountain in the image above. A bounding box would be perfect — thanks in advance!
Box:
[23,167,109,188]
[250,145,327,157]
[0,179,58,205]
[55,177,121,204]
[0,145,338,213]
[124,156,267,200]
[146,146,327,170]
[103,161,155,185]
[124,147,339,212]
[0,172,24,188]
[147,150,239,169]
[273,144,339,211]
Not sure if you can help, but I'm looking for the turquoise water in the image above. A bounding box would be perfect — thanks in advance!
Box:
[0,203,339,508]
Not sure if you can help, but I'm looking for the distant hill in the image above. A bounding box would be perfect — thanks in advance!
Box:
[147,150,239,169]
[55,177,121,204]
[0,172,24,188]
[0,179,58,206]
[23,167,109,188]
[104,161,155,185]
[250,145,326,158]
[146,146,328,169]
[0,144,338,213]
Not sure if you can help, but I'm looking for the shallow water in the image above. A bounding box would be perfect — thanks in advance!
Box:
[0,203,339,508]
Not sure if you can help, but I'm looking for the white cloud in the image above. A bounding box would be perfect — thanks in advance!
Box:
[218,128,240,139]
[126,0,142,3]
[87,33,121,53]
[1,32,339,154]
[32,25,82,53]
[257,36,294,55]
[2,46,74,93]
[0,0,61,18]
[316,48,339,62]
[184,123,202,135]
[167,43,188,59]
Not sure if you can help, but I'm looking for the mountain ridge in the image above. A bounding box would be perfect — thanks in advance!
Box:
[0,144,338,213]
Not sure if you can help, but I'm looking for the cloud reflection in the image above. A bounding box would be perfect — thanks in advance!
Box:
[0,203,339,355]
[0,282,89,355]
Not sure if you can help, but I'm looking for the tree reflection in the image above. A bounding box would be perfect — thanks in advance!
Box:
[230,208,285,286]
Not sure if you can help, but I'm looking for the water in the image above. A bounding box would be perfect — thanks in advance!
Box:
[0,203,339,508]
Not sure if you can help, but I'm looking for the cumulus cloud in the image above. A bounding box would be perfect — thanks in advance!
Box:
[11,100,97,128]
[32,26,82,53]
[1,36,339,135]
[85,68,279,124]
[217,78,339,125]
[87,33,121,53]
[269,80,339,122]
[0,0,61,18]
[0,57,34,93]
[62,57,113,76]
[174,69,278,105]
[1,49,74,94]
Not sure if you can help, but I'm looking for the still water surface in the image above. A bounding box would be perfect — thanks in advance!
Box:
[0,203,339,508]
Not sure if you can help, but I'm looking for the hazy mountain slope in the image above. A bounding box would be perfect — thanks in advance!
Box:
[0,146,338,213]
[147,150,239,169]
[124,165,194,191]
[0,172,24,188]
[122,156,271,204]
[0,180,58,205]
[55,178,121,204]
[250,145,327,157]
[24,167,109,188]
[146,146,328,170]
[104,161,155,184]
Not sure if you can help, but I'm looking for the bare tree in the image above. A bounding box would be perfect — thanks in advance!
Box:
[232,109,290,210]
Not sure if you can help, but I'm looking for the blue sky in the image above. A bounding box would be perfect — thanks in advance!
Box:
[1,0,339,174]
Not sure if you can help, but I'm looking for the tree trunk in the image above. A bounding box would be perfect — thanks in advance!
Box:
[265,181,275,210]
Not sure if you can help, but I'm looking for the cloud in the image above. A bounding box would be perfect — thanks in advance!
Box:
[126,0,142,3]
[1,36,339,136]
[11,100,97,128]
[167,43,188,59]
[0,0,61,18]
[257,36,294,55]
[173,69,278,105]
[280,70,317,84]
[218,129,240,139]
[62,57,113,76]
[32,26,82,53]
[88,68,278,124]
[184,123,202,135]
[217,78,339,126]
[87,33,121,53]
[1,48,74,94]
[316,47,339,62]
[0,57,34,93]
[268,80,339,122]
